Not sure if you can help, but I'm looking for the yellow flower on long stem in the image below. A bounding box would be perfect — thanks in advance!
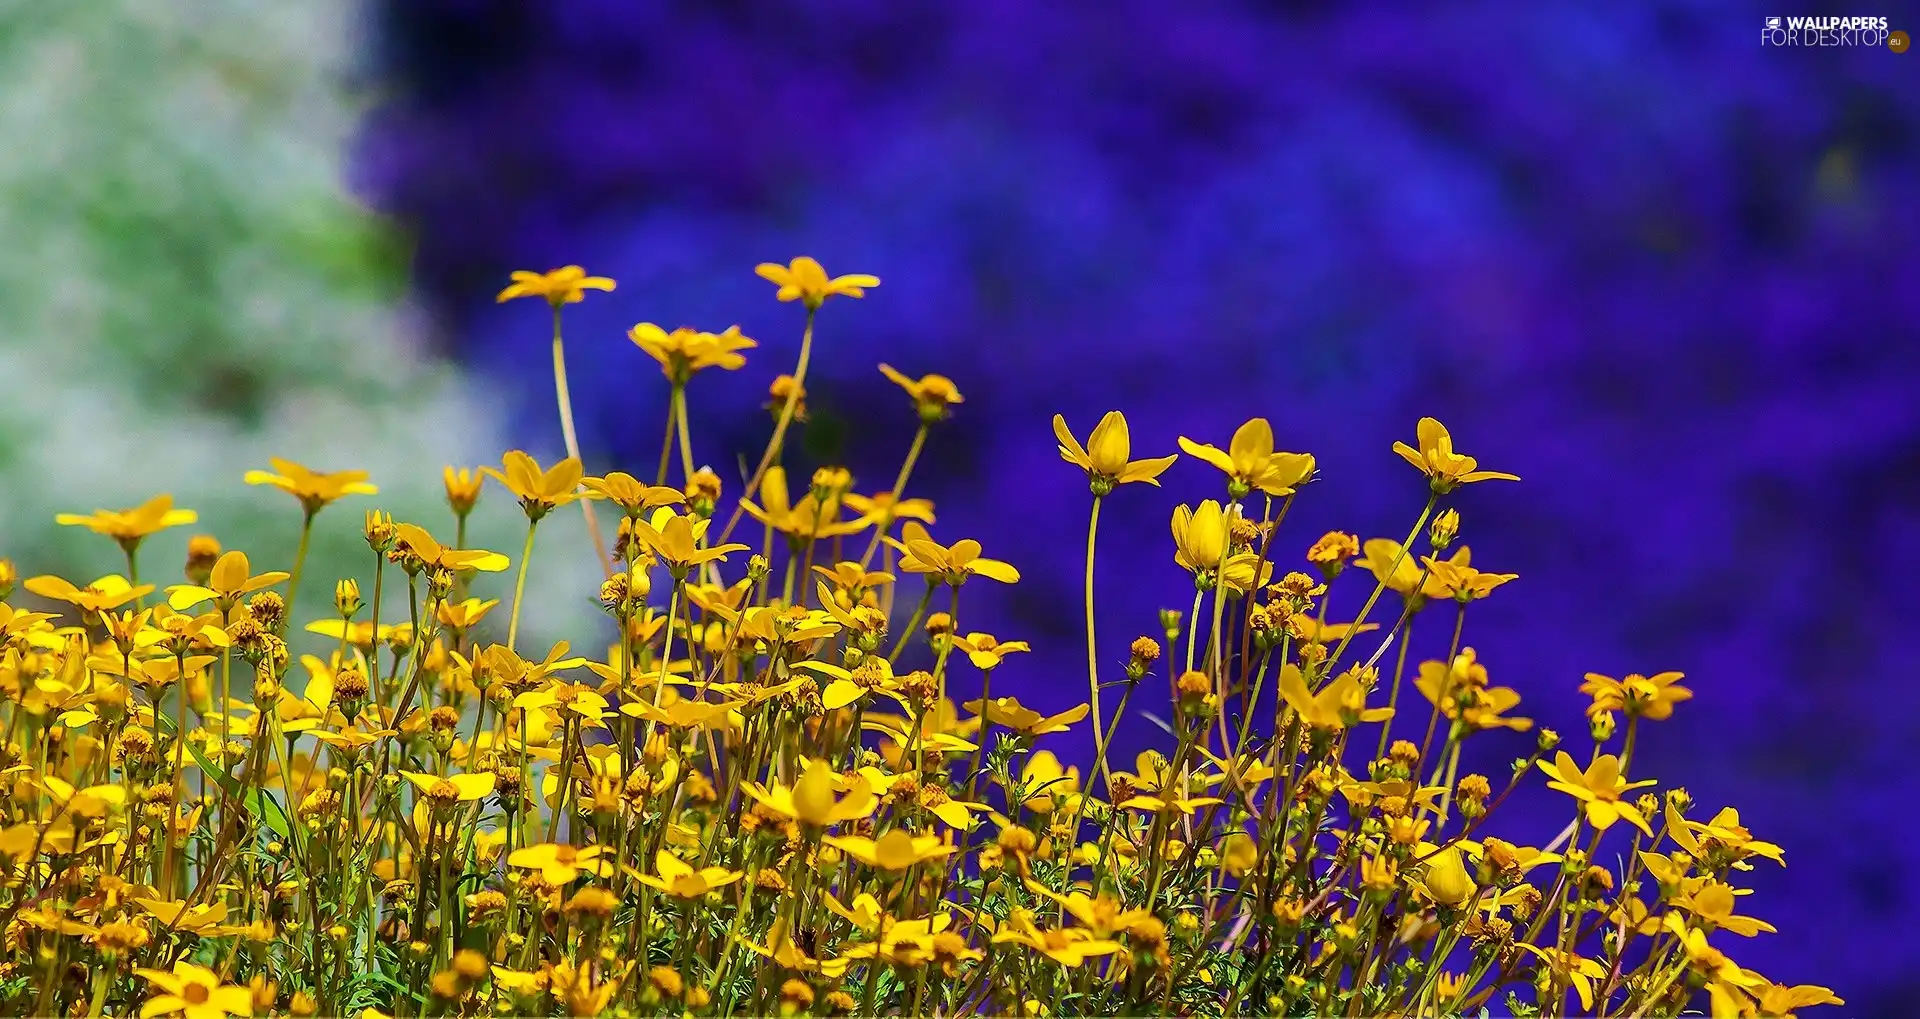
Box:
[1579,671,1693,722]
[132,960,253,1019]
[56,494,198,549]
[499,268,616,578]
[496,266,616,307]
[632,507,750,579]
[887,522,1019,585]
[633,849,744,898]
[878,363,965,424]
[741,758,877,827]
[963,696,1089,736]
[1279,664,1394,729]
[507,842,613,885]
[992,912,1122,968]
[824,829,955,871]
[1392,417,1519,494]
[754,256,878,310]
[392,524,509,574]
[1178,418,1315,499]
[25,574,153,615]
[485,451,591,521]
[1536,751,1656,835]
[1053,412,1178,493]
[739,467,863,543]
[1170,500,1231,575]
[581,472,684,519]
[244,458,378,516]
[166,551,287,613]
[628,323,757,384]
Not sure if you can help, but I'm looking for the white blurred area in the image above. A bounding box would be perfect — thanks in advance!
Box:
[0,1,603,653]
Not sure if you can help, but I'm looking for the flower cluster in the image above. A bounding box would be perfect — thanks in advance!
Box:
[0,260,1836,1018]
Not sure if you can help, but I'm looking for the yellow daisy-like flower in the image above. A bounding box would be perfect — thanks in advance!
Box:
[634,849,744,899]
[963,696,1089,736]
[400,770,497,805]
[24,574,154,614]
[1053,412,1178,494]
[483,451,590,520]
[132,960,253,1019]
[166,551,288,612]
[392,524,510,574]
[878,363,965,424]
[506,842,613,885]
[629,323,757,385]
[824,829,956,871]
[1178,418,1315,499]
[992,912,1122,968]
[631,507,750,578]
[581,472,685,519]
[1391,417,1519,494]
[887,522,1019,585]
[443,466,484,518]
[496,265,616,307]
[244,458,378,516]
[739,467,864,542]
[741,758,878,828]
[1279,664,1394,730]
[1170,500,1231,574]
[1536,752,1656,836]
[754,256,878,309]
[56,494,197,548]
[1578,671,1693,722]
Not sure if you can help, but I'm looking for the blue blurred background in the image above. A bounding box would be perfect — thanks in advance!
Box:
[355,2,1917,1011]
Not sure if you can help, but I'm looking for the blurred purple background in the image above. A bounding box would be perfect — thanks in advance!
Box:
[357,2,1917,1011]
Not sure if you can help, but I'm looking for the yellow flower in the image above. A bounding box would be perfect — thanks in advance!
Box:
[992,912,1121,968]
[754,256,878,309]
[1414,651,1532,733]
[741,758,878,828]
[951,632,1031,671]
[133,960,253,1019]
[1177,418,1315,498]
[1578,671,1693,722]
[24,574,154,614]
[1515,945,1607,1013]
[244,458,378,516]
[1536,752,1656,835]
[633,849,744,898]
[1052,412,1178,493]
[888,522,1019,585]
[823,829,955,871]
[1356,538,1451,601]
[1675,881,1777,937]
[629,323,757,384]
[1279,665,1394,730]
[631,507,750,578]
[844,490,935,526]
[1668,805,1785,867]
[878,363,965,423]
[443,467,484,518]
[56,494,197,548]
[507,843,613,885]
[1421,553,1517,603]
[166,551,288,612]
[581,472,685,518]
[1170,500,1230,574]
[740,467,864,542]
[400,770,497,805]
[1418,845,1477,907]
[1391,417,1519,494]
[1022,879,1154,938]
[392,524,510,573]
[964,696,1089,736]
[1008,751,1079,813]
[484,451,590,520]
[497,265,616,306]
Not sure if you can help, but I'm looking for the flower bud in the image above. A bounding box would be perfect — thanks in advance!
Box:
[334,579,362,618]
[184,535,222,586]
[1429,509,1460,551]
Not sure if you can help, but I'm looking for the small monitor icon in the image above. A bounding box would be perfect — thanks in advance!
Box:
[1766,16,1782,29]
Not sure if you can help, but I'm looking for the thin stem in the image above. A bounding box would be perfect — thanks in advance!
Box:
[719,306,815,545]
[552,306,612,577]
[857,423,929,569]
[1080,494,1110,793]
[284,510,316,634]
[656,383,681,487]
[507,518,540,652]
[672,383,698,486]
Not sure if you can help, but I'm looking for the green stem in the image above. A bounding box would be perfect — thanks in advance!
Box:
[672,383,698,486]
[857,422,929,569]
[506,518,540,652]
[284,510,316,635]
[1080,494,1111,794]
[552,305,611,576]
[718,306,815,545]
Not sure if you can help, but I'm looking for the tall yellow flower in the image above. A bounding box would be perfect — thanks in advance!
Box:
[391,523,510,573]
[1053,412,1178,493]
[56,495,197,549]
[634,849,744,898]
[1178,418,1315,498]
[1170,500,1230,574]
[1578,671,1693,722]
[1392,417,1519,494]
[132,961,253,1019]
[739,467,864,542]
[878,364,965,424]
[496,266,616,307]
[631,507,750,578]
[628,323,757,385]
[244,458,378,516]
[741,758,877,828]
[1536,752,1656,835]
[755,256,878,309]
[887,522,1019,585]
[484,451,591,521]
[1279,665,1394,729]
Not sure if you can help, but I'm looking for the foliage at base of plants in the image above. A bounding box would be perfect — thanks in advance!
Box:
[0,261,1840,1018]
